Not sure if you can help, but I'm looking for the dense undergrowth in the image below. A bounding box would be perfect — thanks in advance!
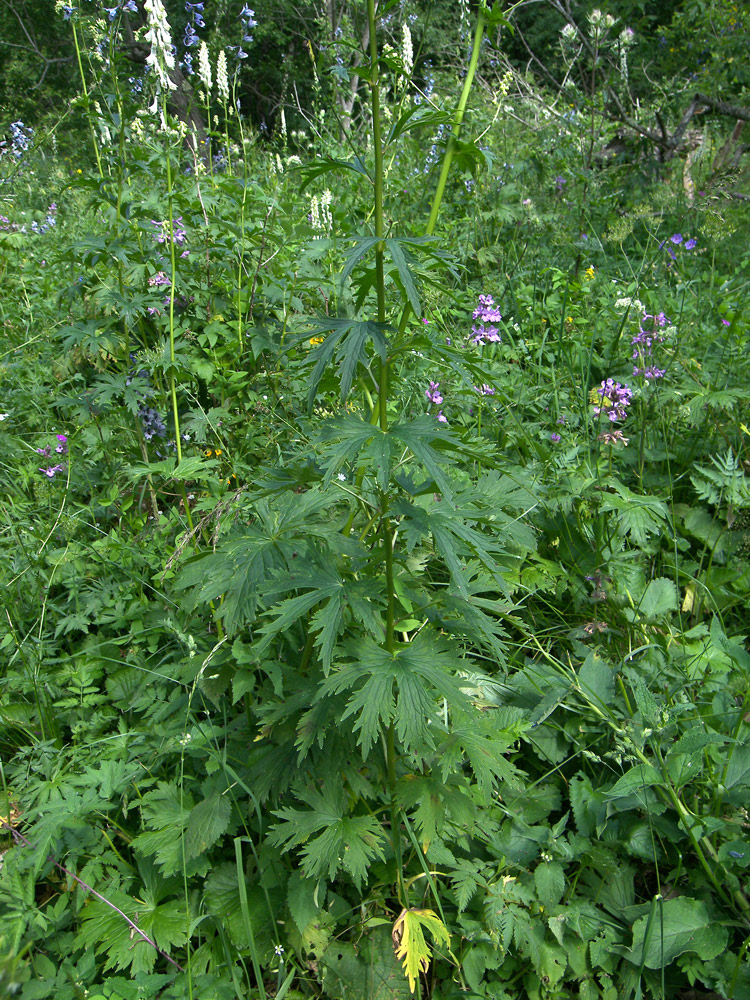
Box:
[1,1,750,998]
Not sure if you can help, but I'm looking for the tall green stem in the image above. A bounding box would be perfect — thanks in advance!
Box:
[70,20,103,178]
[163,109,183,466]
[424,9,486,238]
[368,0,404,904]
[396,8,487,339]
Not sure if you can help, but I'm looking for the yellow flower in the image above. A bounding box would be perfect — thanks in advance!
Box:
[584,266,595,280]
[309,335,325,346]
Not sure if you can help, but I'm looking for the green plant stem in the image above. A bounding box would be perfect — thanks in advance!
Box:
[396,6,486,339]
[71,20,103,177]
[368,0,405,907]
[425,10,485,239]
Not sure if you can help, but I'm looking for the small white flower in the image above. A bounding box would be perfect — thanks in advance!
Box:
[274,944,285,957]
[0,413,9,421]
[337,473,347,482]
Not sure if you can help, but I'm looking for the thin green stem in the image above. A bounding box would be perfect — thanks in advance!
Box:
[70,20,103,177]
[368,0,405,907]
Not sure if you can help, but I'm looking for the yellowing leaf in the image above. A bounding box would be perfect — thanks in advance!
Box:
[392,908,450,993]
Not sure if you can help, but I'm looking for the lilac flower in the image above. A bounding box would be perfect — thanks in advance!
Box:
[684,238,697,250]
[550,432,561,442]
[148,270,171,287]
[592,379,632,422]
[39,464,65,478]
[184,22,199,46]
[722,318,731,326]
[670,233,683,244]
[555,175,566,191]
[436,411,448,424]
[633,365,666,380]
[36,446,51,457]
[61,4,73,18]
[123,0,138,11]
[56,434,68,454]
[474,384,495,396]
[425,381,443,405]
[557,415,566,424]
[471,294,502,346]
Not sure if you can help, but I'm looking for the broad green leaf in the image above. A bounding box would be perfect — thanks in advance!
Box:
[287,870,322,933]
[577,650,614,705]
[725,743,750,790]
[605,763,663,799]
[534,862,565,907]
[185,792,231,860]
[625,897,728,969]
[322,928,412,1000]
[638,578,678,620]
[203,863,275,953]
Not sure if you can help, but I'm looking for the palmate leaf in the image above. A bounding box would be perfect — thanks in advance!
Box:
[436,710,522,799]
[256,556,377,674]
[298,155,371,191]
[292,317,389,412]
[317,414,395,491]
[270,784,385,888]
[396,773,475,851]
[394,499,506,598]
[318,632,471,757]
[392,908,451,993]
[175,489,340,634]
[391,416,461,501]
[599,479,669,547]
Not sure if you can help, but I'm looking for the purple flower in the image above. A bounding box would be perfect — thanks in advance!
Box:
[633,365,666,380]
[592,379,632,422]
[39,464,65,479]
[557,415,566,424]
[474,384,495,396]
[425,381,443,405]
[471,294,502,345]
[684,238,696,250]
[722,318,731,326]
[436,411,448,424]
[670,233,683,244]
[550,432,561,442]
